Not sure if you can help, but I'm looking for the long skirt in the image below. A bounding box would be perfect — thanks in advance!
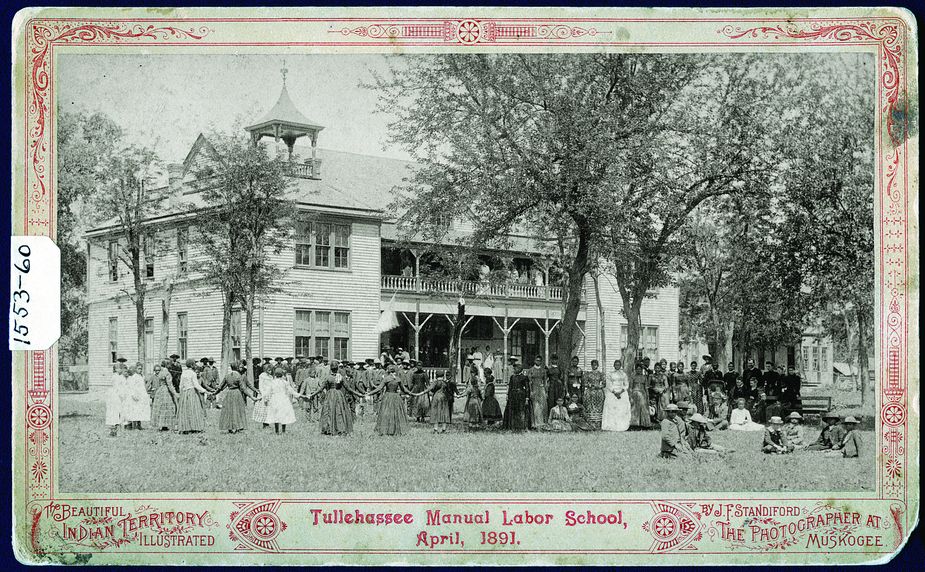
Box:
[466,396,483,426]
[252,398,269,424]
[501,390,529,432]
[530,387,547,428]
[104,388,124,427]
[176,389,206,432]
[219,390,248,432]
[481,395,503,421]
[601,391,631,432]
[547,381,566,414]
[320,389,353,435]
[429,391,452,424]
[375,392,409,436]
[151,385,177,430]
[265,392,297,425]
[629,383,651,428]
[584,387,606,429]
[410,393,430,420]
[125,381,151,422]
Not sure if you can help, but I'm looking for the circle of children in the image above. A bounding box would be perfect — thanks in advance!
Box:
[103,350,861,459]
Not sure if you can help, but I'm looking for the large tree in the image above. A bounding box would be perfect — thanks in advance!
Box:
[56,110,123,365]
[195,132,294,385]
[90,143,164,371]
[374,53,700,364]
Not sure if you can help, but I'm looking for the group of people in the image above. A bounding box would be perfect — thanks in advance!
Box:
[660,404,863,459]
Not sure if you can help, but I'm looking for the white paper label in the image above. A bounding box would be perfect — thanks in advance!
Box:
[9,236,61,350]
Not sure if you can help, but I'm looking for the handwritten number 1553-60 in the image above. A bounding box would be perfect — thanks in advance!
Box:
[11,244,32,345]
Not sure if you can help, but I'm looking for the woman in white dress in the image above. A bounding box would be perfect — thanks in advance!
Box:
[729,398,764,431]
[252,363,273,428]
[105,362,128,436]
[602,359,631,431]
[124,363,151,430]
[264,368,299,434]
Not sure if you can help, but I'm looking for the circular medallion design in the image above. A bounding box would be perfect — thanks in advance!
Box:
[882,403,905,426]
[27,405,51,429]
[251,511,281,541]
[456,20,482,44]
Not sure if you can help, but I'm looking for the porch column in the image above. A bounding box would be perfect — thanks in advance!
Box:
[411,249,420,292]
[534,314,560,366]
[492,311,520,383]
[402,305,433,363]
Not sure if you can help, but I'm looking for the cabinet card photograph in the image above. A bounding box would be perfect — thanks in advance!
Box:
[9,6,918,565]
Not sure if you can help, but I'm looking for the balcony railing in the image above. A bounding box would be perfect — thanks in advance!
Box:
[382,275,580,302]
[285,159,322,179]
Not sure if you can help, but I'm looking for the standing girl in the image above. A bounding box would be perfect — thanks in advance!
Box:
[409,364,431,423]
[151,360,179,431]
[480,368,503,425]
[428,373,452,433]
[602,359,631,432]
[374,365,410,436]
[583,359,606,430]
[252,363,273,428]
[213,365,257,433]
[176,359,209,434]
[105,363,127,436]
[319,363,353,435]
[464,375,483,430]
[264,368,299,434]
[628,363,652,429]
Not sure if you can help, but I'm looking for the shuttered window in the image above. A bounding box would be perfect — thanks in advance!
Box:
[108,318,119,363]
[294,309,350,361]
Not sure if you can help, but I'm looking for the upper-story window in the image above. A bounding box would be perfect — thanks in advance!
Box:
[107,241,119,282]
[295,220,351,269]
[177,226,189,275]
[143,233,155,279]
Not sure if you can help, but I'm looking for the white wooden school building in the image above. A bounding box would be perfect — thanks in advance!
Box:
[85,82,680,387]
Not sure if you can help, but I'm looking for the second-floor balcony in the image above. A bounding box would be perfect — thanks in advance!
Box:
[382,275,584,302]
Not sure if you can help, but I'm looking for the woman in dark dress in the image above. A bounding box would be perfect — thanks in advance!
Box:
[502,364,530,432]
[464,375,483,430]
[374,366,410,436]
[629,364,652,429]
[545,355,566,414]
[428,374,452,433]
[214,365,257,433]
[481,368,503,424]
[409,365,431,422]
[319,366,353,435]
[566,356,584,402]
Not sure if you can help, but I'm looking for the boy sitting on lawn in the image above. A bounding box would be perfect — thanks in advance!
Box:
[824,416,862,458]
[660,404,692,459]
[784,411,806,449]
[690,413,733,454]
[806,411,846,451]
[762,416,794,454]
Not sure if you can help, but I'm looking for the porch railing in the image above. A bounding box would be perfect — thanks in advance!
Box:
[382,275,578,302]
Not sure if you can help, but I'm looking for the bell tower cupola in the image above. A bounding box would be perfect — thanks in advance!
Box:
[245,63,324,175]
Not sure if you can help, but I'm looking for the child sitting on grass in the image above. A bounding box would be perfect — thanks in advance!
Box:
[544,396,572,432]
[690,413,733,454]
[824,416,862,458]
[784,411,806,449]
[806,412,846,451]
[729,398,764,431]
[761,416,793,454]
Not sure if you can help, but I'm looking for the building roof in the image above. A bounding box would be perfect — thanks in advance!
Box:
[245,84,325,133]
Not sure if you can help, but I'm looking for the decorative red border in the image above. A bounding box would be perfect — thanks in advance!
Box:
[18,15,912,558]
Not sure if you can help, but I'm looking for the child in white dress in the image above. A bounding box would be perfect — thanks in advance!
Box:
[264,368,299,434]
[729,398,764,431]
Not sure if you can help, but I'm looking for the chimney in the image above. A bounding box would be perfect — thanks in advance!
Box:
[167,163,184,194]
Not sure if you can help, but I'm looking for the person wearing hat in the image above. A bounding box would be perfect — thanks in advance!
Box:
[167,354,183,393]
[317,360,353,435]
[806,411,847,451]
[674,401,693,448]
[706,391,730,430]
[761,416,793,454]
[408,362,431,423]
[784,411,807,449]
[660,404,692,459]
[825,416,862,458]
[501,363,530,432]
[690,413,733,454]
[729,397,764,431]
[685,361,704,415]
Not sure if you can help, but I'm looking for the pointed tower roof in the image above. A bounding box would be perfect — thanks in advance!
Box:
[247,83,324,132]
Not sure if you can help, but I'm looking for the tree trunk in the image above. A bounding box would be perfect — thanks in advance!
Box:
[557,223,591,366]
[160,281,173,359]
[245,297,255,388]
[856,308,869,406]
[622,295,644,373]
[711,309,732,371]
[220,289,235,381]
[591,272,607,367]
[448,300,465,385]
[132,253,146,373]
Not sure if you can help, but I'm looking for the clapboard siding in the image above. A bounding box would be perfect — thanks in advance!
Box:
[583,273,680,366]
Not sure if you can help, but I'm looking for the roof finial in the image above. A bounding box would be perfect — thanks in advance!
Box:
[281,60,288,87]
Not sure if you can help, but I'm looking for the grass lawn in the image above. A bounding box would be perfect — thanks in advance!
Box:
[58,394,875,494]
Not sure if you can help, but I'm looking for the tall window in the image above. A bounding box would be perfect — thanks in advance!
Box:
[294,309,350,361]
[811,346,820,372]
[231,309,242,362]
[294,220,351,269]
[314,223,331,267]
[144,318,154,363]
[821,346,829,373]
[620,325,659,361]
[107,241,119,282]
[108,317,118,363]
[177,312,188,360]
[295,310,312,358]
[314,311,331,359]
[177,226,189,275]
[333,312,350,360]
[143,233,155,279]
